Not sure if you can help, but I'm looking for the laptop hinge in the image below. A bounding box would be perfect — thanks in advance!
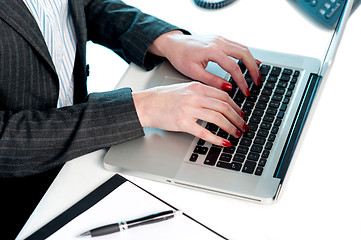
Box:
[273,73,322,182]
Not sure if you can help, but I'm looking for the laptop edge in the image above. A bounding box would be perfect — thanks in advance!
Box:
[104,0,353,203]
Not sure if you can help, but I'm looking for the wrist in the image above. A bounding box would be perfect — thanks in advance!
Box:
[132,91,151,128]
[148,30,184,58]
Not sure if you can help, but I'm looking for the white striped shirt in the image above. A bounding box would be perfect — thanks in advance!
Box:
[23,0,77,108]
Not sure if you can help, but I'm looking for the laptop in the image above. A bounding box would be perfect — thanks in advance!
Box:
[104,0,354,203]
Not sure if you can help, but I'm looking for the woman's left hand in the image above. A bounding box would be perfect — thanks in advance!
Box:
[148,31,261,96]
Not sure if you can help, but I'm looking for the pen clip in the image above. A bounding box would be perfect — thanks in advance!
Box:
[126,210,178,229]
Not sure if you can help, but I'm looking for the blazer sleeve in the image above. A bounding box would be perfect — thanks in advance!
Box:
[0,1,187,177]
[84,0,189,70]
[0,88,144,178]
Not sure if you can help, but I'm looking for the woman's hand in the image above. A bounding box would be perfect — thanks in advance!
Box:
[148,31,261,96]
[132,82,248,147]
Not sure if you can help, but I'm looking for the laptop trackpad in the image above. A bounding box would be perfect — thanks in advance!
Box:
[104,128,193,179]
[148,60,229,88]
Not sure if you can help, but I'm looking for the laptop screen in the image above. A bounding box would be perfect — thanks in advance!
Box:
[319,0,355,77]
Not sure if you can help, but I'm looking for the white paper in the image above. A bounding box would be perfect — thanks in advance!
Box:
[46,181,223,240]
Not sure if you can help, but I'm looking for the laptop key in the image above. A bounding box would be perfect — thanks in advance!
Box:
[217,161,242,171]
[192,63,300,176]
[267,76,278,83]
[247,152,260,161]
[237,60,247,73]
[282,68,293,75]
[279,74,291,82]
[219,153,232,162]
[254,136,266,145]
[265,142,273,150]
[258,158,267,167]
[262,150,270,159]
[237,146,249,155]
[194,146,208,155]
[189,153,198,162]
[233,154,246,163]
[260,65,271,76]
[223,146,235,154]
[242,161,256,174]
[255,166,263,176]
[206,123,218,133]
[228,136,240,146]
[270,66,282,76]
[204,147,221,166]
[250,144,263,153]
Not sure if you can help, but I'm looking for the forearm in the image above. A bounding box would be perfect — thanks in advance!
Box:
[0,88,144,178]
[84,0,186,70]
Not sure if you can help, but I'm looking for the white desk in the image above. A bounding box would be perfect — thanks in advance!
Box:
[17,1,361,239]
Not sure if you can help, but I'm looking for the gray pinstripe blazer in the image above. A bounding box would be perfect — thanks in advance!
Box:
[0,0,181,177]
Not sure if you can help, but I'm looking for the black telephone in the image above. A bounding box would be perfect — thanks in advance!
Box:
[193,0,360,28]
[193,0,237,9]
[296,0,360,28]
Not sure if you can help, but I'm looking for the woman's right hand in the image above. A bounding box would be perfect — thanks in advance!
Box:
[132,82,248,147]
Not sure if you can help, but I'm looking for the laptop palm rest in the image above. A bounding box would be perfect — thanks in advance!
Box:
[104,60,231,180]
[104,128,193,179]
[104,60,230,179]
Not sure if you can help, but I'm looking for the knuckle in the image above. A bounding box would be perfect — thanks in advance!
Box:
[198,128,209,140]
[218,100,230,111]
[188,81,202,89]
[219,90,232,102]
[175,116,189,129]
[229,61,241,73]
[178,97,194,111]
[241,45,250,53]
[213,112,224,123]
[206,43,220,53]
[212,35,224,42]
[189,82,205,93]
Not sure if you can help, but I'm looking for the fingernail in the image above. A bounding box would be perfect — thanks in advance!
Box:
[240,110,246,119]
[255,59,262,66]
[243,123,249,132]
[236,129,242,138]
[245,88,251,97]
[222,140,231,147]
[257,73,262,86]
[221,83,232,92]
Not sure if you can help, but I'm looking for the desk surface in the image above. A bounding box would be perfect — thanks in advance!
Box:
[17,1,361,240]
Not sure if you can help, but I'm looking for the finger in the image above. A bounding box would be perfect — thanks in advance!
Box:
[188,83,245,118]
[224,43,262,87]
[198,98,248,134]
[197,83,245,119]
[187,64,234,92]
[214,38,261,87]
[188,122,232,147]
[207,51,251,97]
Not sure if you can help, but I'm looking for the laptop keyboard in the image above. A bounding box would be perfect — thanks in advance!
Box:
[188,61,300,176]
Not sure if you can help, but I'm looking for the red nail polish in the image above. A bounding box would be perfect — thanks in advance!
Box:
[221,83,232,92]
[245,88,251,97]
[240,110,246,119]
[257,73,262,86]
[236,129,242,138]
[255,59,262,66]
[222,140,231,147]
[243,123,249,132]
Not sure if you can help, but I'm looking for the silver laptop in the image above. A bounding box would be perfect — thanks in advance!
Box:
[104,0,354,203]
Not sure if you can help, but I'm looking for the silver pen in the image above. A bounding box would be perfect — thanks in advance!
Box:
[78,210,182,238]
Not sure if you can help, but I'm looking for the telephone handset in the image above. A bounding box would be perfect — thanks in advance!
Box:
[296,0,360,28]
[193,0,360,28]
[193,0,237,9]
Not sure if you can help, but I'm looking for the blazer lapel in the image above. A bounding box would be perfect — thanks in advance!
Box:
[68,0,87,63]
[0,0,56,73]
